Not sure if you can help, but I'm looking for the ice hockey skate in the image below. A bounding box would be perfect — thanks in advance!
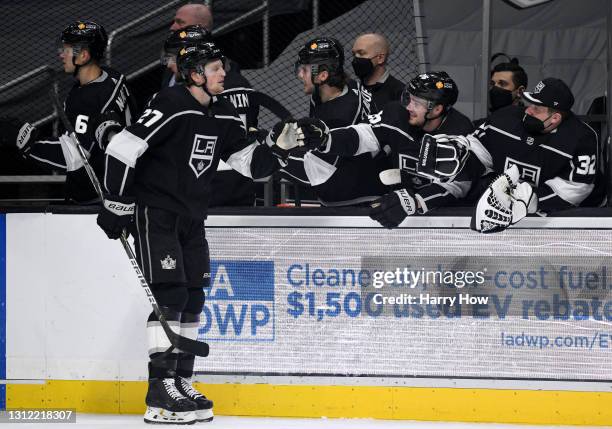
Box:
[175,377,214,422]
[144,378,197,425]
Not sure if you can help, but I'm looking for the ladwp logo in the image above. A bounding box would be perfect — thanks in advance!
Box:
[200,260,274,342]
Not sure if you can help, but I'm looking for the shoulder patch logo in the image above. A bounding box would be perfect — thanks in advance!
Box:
[189,134,217,178]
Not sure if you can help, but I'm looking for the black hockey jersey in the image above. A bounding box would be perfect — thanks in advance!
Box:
[210,70,259,208]
[468,105,598,212]
[279,79,388,206]
[28,67,136,202]
[324,101,479,212]
[104,85,281,219]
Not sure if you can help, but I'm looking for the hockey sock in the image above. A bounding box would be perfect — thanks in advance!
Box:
[177,287,205,378]
[147,283,189,379]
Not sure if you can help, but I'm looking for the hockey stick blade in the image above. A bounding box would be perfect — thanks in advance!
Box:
[49,87,210,357]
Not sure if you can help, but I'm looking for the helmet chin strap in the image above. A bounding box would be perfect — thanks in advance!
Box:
[71,47,93,78]
[191,72,214,99]
[422,102,446,127]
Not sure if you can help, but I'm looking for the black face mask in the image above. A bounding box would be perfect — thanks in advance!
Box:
[352,56,375,81]
[489,86,514,112]
[522,113,552,134]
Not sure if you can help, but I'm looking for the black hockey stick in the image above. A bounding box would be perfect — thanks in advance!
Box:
[49,87,209,357]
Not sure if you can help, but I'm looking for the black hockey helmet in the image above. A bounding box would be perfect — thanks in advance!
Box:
[177,42,225,86]
[295,37,344,84]
[402,71,459,110]
[60,20,108,61]
[163,25,212,65]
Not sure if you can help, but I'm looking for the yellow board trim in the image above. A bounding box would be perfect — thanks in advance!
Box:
[7,381,612,426]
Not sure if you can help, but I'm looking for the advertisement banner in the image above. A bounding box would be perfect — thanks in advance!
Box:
[197,227,612,381]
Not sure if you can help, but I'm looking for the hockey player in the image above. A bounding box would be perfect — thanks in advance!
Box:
[421,78,598,232]
[296,71,479,227]
[161,24,259,206]
[97,42,296,424]
[0,20,136,203]
[282,36,387,206]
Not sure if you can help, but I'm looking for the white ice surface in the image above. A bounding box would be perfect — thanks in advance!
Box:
[7,414,612,428]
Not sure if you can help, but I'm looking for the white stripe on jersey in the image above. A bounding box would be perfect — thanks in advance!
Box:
[329,123,381,156]
[437,179,471,198]
[539,144,573,159]
[222,87,255,93]
[303,151,337,186]
[538,193,556,201]
[58,134,85,172]
[544,176,594,206]
[225,142,257,178]
[106,129,149,168]
[280,168,311,185]
[486,124,522,141]
[467,134,493,169]
[215,114,246,131]
[101,73,125,113]
[372,123,415,142]
[29,154,66,169]
[145,110,205,141]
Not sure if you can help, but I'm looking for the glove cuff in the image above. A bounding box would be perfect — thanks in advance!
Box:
[103,196,135,216]
[16,123,37,152]
[95,119,122,149]
[394,188,417,216]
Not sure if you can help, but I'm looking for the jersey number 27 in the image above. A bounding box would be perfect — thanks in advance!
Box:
[137,109,163,127]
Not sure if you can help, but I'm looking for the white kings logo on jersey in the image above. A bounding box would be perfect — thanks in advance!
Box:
[190,134,217,178]
[504,157,541,186]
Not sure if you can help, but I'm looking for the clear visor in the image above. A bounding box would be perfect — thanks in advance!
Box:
[294,62,309,77]
[58,43,82,56]
[160,52,177,66]
[400,90,430,110]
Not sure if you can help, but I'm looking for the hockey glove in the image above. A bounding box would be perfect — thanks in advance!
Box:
[265,119,301,162]
[92,110,123,150]
[0,117,37,154]
[247,127,268,145]
[296,117,330,151]
[471,165,537,233]
[417,133,470,181]
[97,195,135,240]
[369,188,418,229]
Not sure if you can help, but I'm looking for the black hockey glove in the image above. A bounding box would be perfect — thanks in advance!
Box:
[417,133,470,181]
[0,117,37,154]
[265,118,302,162]
[369,188,418,229]
[247,127,268,145]
[296,117,330,151]
[92,110,123,150]
[97,195,135,240]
